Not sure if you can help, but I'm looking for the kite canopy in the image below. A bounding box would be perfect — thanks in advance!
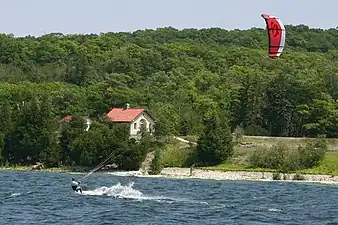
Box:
[261,13,286,58]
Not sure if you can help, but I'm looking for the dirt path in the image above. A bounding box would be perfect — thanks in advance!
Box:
[173,136,197,145]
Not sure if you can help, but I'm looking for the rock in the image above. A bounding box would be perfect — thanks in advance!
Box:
[103,164,118,170]
[32,163,44,170]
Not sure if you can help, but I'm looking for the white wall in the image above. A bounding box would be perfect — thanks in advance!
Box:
[129,112,155,136]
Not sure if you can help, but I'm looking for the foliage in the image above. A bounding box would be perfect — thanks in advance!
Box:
[148,149,163,175]
[0,25,337,169]
[292,174,305,180]
[196,112,234,166]
[248,137,328,172]
[160,142,197,167]
[272,173,282,180]
[233,125,245,144]
[297,135,327,168]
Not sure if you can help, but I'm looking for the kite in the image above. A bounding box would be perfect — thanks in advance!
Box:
[261,13,286,58]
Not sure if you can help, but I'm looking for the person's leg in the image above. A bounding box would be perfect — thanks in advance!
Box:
[76,186,82,194]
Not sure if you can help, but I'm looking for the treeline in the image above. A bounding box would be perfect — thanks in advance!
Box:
[0,92,156,168]
[0,25,337,167]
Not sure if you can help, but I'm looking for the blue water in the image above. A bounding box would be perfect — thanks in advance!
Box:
[1,171,338,225]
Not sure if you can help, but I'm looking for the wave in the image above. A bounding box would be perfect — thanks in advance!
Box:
[79,182,211,206]
[3,191,33,200]
[10,193,22,197]
[80,182,165,201]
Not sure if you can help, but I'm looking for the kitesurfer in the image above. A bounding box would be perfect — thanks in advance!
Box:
[71,178,82,194]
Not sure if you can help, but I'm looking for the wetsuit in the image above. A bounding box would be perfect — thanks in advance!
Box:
[71,180,82,193]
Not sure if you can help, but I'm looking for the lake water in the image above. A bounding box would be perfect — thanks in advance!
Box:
[1,170,338,225]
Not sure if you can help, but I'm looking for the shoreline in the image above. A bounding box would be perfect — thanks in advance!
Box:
[0,166,73,173]
[157,167,338,185]
[2,166,338,185]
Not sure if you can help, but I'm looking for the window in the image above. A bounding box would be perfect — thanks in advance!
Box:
[134,123,137,129]
[140,119,147,131]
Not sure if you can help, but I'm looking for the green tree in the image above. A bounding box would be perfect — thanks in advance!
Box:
[196,112,234,166]
[59,115,87,165]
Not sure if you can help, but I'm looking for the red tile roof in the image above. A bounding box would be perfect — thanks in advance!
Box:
[62,115,73,121]
[61,116,89,121]
[106,108,145,122]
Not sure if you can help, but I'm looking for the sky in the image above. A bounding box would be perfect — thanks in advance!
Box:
[1,0,337,37]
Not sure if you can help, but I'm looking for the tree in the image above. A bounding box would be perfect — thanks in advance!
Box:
[59,115,87,165]
[0,25,337,169]
[196,112,234,166]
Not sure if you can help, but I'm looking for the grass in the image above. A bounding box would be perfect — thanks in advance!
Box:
[241,136,338,151]
[179,135,338,150]
[0,165,87,173]
[2,135,337,176]
[202,151,338,176]
[298,151,338,176]
[0,165,33,171]
[176,135,338,176]
[160,137,195,167]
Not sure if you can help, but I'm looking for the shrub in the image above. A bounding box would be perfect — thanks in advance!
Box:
[249,136,328,173]
[272,173,282,180]
[248,146,269,168]
[233,125,244,144]
[293,174,305,180]
[160,143,196,167]
[297,136,327,168]
[248,142,294,172]
[148,149,163,175]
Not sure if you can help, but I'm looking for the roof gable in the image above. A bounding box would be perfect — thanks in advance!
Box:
[106,108,145,122]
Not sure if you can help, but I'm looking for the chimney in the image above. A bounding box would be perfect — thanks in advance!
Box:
[124,103,130,110]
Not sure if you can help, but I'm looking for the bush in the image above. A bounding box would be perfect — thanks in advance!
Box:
[233,125,244,144]
[293,174,305,180]
[297,136,327,168]
[148,149,163,175]
[272,173,282,180]
[160,143,197,167]
[248,142,294,172]
[249,136,328,173]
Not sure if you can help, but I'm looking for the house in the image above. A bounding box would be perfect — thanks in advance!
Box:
[106,103,156,138]
[59,104,155,138]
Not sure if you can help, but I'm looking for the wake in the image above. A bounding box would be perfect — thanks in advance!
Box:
[80,182,147,200]
[79,182,209,205]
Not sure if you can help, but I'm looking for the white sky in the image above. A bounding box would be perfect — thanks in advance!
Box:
[1,0,337,37]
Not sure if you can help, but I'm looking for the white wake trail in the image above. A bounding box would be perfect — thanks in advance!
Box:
[79,181,213,206]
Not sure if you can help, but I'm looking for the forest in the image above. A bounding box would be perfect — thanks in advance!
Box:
[0,24,337,169]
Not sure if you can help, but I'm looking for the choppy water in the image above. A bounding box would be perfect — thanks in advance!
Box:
[1,170,338,225]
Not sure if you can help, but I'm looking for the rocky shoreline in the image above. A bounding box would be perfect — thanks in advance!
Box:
[157,167,338,185]
[2,166,338,185]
